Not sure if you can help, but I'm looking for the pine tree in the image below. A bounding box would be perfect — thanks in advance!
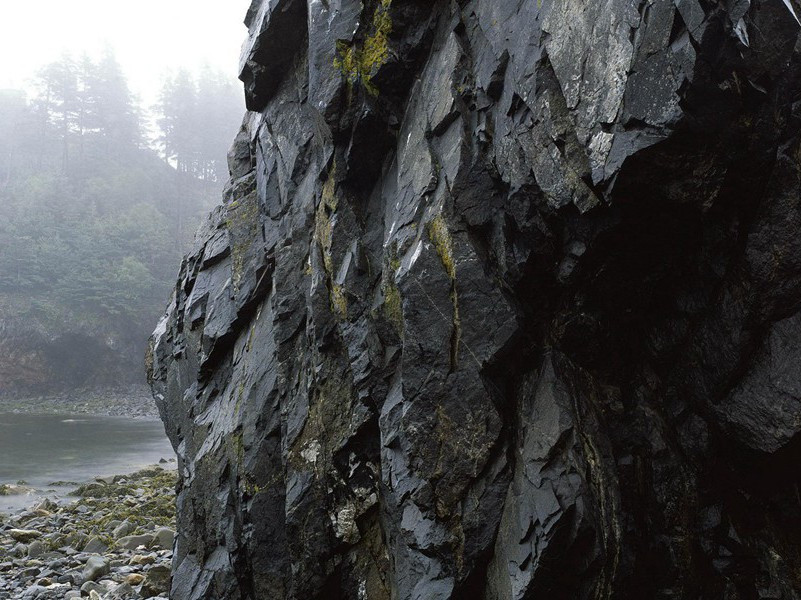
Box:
[0,90,29,186]
[156,67,242,181]
[196,65,241,181]
[34,55,80,173]
[92,48,142,155]
[156,69,198,174]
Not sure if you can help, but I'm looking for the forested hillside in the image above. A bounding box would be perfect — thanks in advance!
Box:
[0,51,242,394]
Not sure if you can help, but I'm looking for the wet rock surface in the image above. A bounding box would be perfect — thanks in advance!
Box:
[150,0,801,598]
[0,468,175,599]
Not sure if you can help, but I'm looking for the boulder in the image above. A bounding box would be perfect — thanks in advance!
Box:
[116,534,154,550]
[82,555,110,582]
[140,564,170,597]
[8,529,41,543]
[151,527,174,550]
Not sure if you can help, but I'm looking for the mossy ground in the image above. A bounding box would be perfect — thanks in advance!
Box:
[63,467,177,545]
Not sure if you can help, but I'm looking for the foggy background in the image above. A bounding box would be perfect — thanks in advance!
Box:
[0,0,254,397]
[0,0,250,106]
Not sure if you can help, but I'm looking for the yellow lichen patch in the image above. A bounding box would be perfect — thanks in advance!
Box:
[378,245,403,335]
[242,476,262,496]
[428,214,456,280]
[225,193,260,294]
[331,284,348,319]
[427,214,460,369]
[334,42,358,85]
[313,167,350,320]
[334,0,393,96]
[383,283,403,334]
[313,170,338,276]
[234,380,246,416]
[230,431,245,468]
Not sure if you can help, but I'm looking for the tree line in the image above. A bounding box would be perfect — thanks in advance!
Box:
[0,50,244,382]
[0,50,242,181]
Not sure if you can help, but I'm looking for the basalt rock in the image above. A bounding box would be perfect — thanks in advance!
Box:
[149,0,801,597]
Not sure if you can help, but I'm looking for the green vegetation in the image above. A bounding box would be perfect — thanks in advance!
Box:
[66,467,177,536]
[0,52,242,386]
[156,66,243,180]
[334,0,393,96]
[313,168,349,319]
[380,246,404,335]
[428,214,456,280]
[427,214,461,369]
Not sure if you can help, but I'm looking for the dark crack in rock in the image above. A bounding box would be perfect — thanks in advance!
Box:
[148,0,801,597]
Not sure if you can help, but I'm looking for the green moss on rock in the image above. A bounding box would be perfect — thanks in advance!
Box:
[334,0,393,96]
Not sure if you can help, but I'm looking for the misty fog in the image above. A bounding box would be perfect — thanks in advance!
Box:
[0,3,252,594]
[0,1,250,397]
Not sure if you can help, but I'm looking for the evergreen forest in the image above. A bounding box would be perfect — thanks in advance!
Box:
[0,51,243,393]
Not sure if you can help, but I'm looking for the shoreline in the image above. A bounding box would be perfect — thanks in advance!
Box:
[0,465,176,599]
[0,386,160,420]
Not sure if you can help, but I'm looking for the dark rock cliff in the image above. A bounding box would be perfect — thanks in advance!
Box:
[148,0,801,597]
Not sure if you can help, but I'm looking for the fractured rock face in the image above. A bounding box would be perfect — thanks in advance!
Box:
[149,0,801,598]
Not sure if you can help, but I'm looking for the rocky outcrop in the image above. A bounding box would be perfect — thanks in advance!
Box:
[148,0,801,597]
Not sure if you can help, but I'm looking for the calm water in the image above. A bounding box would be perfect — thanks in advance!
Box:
[0,413,174,512]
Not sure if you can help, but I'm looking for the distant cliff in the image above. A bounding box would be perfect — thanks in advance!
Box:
[149,0,801,597]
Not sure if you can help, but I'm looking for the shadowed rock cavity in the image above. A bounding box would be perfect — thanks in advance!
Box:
[149,0,801,597]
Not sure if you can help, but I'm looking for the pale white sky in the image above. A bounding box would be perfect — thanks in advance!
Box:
[0,0,251,106]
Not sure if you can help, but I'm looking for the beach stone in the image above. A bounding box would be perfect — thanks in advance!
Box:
[82,537,107,554]
[82,555,109,582]
[116,534,154,550]
[35,499,57,512]
[9,530,41,543]
[21,583,71,599]
[81,580,107,595]
[151,528,174,550]
[20,585,44,598]
[11,543,28,557]
[140,564,170,596]
[63,532,87,549]
[108,582,136,598]
[26,541,44,558]
[112,520,134,539]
